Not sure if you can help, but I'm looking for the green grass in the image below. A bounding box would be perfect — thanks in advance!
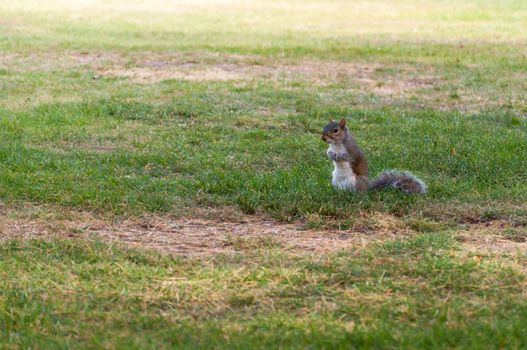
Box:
[0,82,525,220]
[1,0,526,220]
[1,237,526,349]
[1,0,527,347]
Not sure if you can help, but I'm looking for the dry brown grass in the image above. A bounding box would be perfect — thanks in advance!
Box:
[3,50,524,113]
[2,203,526,258]
[455,220,527,275]
[457,220,527,254]
[0,204,436,258]
[0,205,384,256]
[0,51,478,111]
[0,214,372,256]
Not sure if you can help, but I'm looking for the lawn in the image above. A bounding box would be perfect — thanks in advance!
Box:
[0,0,526,348]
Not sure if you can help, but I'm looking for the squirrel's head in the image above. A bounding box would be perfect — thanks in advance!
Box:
[322,119,347,144]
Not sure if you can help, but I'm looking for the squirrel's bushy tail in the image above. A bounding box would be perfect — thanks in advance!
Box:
[369,170,427,194]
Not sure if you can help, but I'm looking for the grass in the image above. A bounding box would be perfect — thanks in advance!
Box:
[0,81,525,220]
[1,237,526,349]
[1,0,526,348]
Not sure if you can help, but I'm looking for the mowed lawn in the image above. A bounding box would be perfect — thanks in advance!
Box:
[1,0,527,348]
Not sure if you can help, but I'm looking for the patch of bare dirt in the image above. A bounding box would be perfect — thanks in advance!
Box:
[0,207,393,256]
[97,53,385,85]
[2,204,526,258]
[3,50,524,114]
[100,54,436,99]
[0,50,441,97]
[455,220,527,274]
[457,220,527,255]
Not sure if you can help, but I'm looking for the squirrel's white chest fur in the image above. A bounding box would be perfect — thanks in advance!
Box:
[328,143,357,191]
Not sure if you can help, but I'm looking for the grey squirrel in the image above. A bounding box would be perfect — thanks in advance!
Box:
[322,118,427,194]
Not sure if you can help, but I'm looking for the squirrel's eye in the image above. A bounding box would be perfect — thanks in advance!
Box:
[332,128,339,134]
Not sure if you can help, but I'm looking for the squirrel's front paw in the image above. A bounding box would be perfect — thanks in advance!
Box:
[327,150,337,161]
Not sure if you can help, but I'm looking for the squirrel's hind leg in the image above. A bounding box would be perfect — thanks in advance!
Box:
[355,176,369,192]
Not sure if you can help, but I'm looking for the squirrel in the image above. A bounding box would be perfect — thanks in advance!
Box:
[321,118,427,194]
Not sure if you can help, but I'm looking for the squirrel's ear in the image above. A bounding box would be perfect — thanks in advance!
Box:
[339,119,346,128]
